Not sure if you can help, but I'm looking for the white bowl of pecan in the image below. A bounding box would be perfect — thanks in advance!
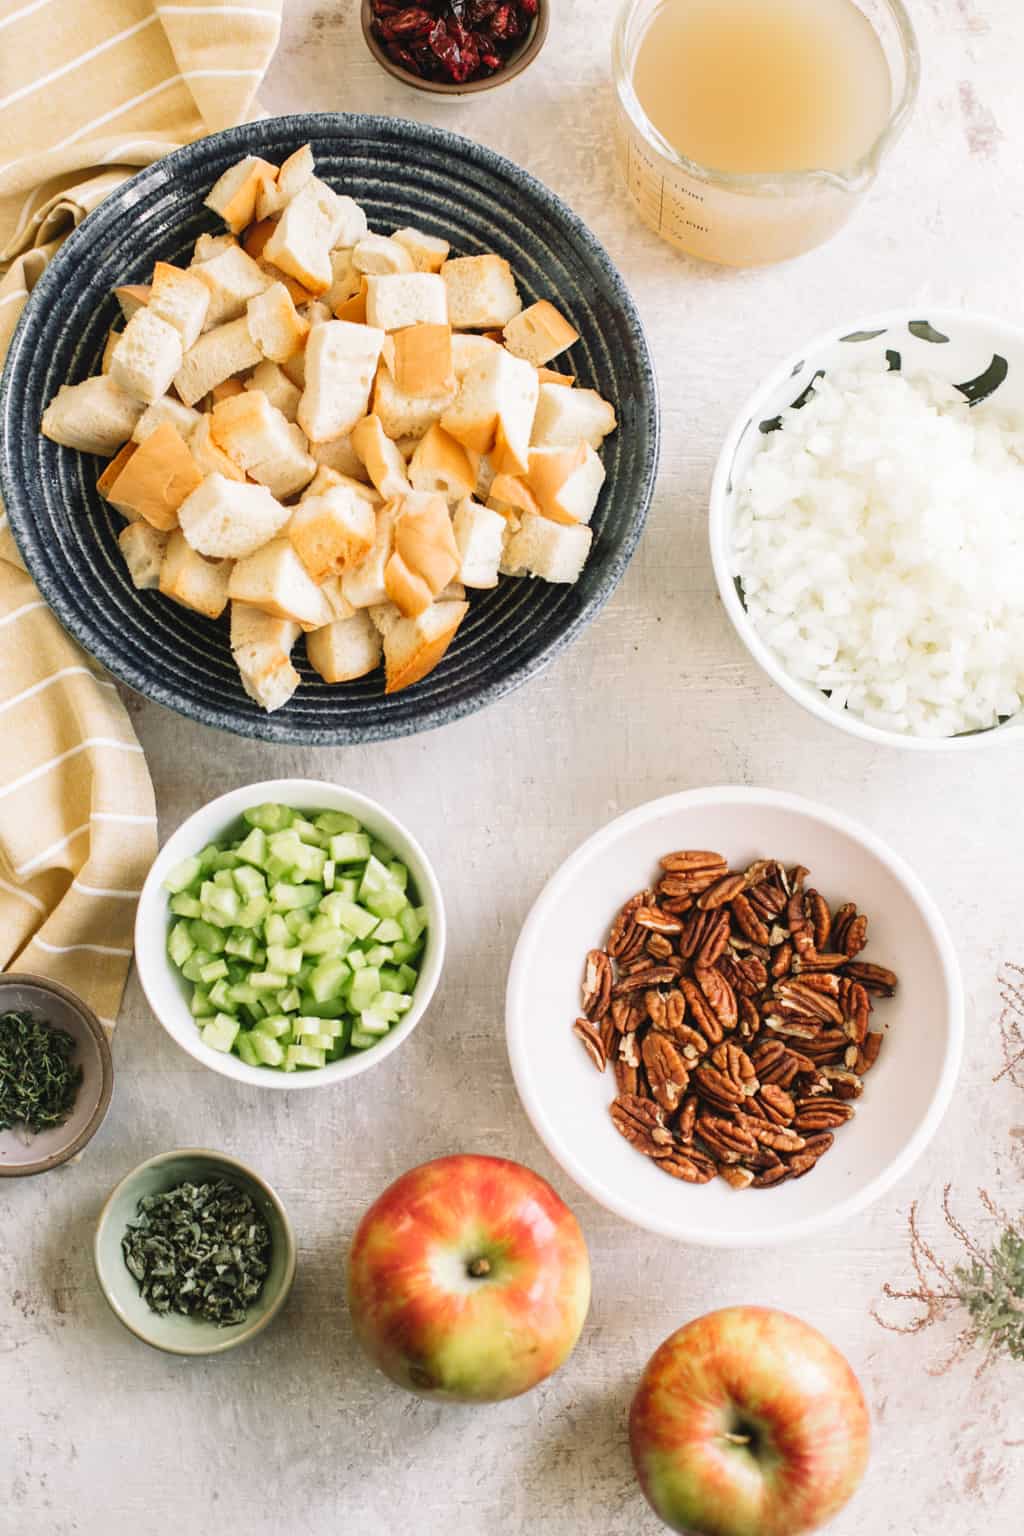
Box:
[506,787,963,1246]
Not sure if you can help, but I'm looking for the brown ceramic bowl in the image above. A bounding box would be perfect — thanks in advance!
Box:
[360,1,549,96]
[0,974,113,1177]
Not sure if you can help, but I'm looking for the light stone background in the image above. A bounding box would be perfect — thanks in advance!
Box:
[5,1,1024,1532]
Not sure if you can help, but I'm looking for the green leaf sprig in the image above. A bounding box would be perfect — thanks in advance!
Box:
[0,1009,82,1135]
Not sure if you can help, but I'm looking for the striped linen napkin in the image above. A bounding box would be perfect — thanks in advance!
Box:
[0,0,283,1032]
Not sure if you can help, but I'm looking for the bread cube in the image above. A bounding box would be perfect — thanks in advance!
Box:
[303,466,379,506]
[502,301,579,367]
[323,249,363,313]
[178,473,291,559]
[353,235,415,276]
[334,281,368,325]
[538,366,575,388]
[228,538,333,629]
[408,424,476,504]
[441,344,538,467]
[342,504,396,609]
[365,273,447,332]
[105,422,203,531]
[246,281,309,364]
[387,491,459,615]
[41,375,144,455]
[118,520,168,589]
[486,472,542,522]
[386,323,454,399]
[230,601,301,713]
[133,397,202,445]
[193,232,238,263]
[298,320,385,443]
[309,433,370,481]
[452,497,505,589]
[148,262,211,350]
[391,226,450,274]
[288,485,375,583]
[318,574,357,621]
[174,318,262,407]
[502,511,592,583]
[441,255,522,330]
[190,414,245,482]
[527,444,605,525]
[210,389,315,500]
[491,357,539,476]
[263,180,367,294]
[383,600,469,693]
[204,155,277,233]
[530,384,617,449]
[351,414,411,500]
[246,359,301,423]
[101,327,122,374]
[230,602,300,657]
[97,442,138,502]
[372,361,455,442]
[451,334,500,378]
[384,551,433,619]
[194,245,271,330]
[306,611,382,683]
[367,600,403,637]
[109,308,183,405]
[114,284,151,322]
[255,143,315,222]
[159,530,231,619]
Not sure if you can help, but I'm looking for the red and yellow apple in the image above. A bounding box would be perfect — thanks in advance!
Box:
[347,1153,591,1403]
[629,1307,870,1536]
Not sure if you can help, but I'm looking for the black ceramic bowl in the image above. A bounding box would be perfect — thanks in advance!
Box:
[0,114,658,745]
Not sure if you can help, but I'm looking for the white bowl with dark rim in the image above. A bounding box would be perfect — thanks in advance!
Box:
[709,308,1024,751]
[0,974,113,1177]
[506,787,963,1247]
[134,779,445,1089]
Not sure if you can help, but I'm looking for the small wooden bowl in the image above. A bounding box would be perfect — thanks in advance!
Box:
[360,1,549,96]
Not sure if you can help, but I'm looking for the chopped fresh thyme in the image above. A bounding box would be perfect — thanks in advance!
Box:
[0,1009,82,1135]
[121,1178,272,1327]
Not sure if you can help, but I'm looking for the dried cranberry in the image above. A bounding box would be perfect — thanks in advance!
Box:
[374,0,540,82]
[518,0,538,16]
[379,6,435,39]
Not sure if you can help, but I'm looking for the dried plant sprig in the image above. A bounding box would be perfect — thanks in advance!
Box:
[995,963,1024,1089]
[873,1185,1024,1373]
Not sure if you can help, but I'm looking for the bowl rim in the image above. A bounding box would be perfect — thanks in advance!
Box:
[360,0,549,95]
[0,111,659,746]
[92,1146,297,1355]
[709,305,1024,753]
[134,778,447,1090]
[0,973,113,1177]
[505,785,965,1247]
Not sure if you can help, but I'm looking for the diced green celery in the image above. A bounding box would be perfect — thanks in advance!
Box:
[197,843,222,873]
[397,963,418,992]
[328,1017,354,1057]
[236,896,270,929]
[235,826,268,868]
[265,853,296,884]
[212,867,237,888]
[400,905,427,943]
[284,909,311,938]
[298,991,348,1019]
[323,896,378,939]
[299,1015,343,1038]
[167,921,195,968]
[334,876,359,902]
[349,967,381,1011]
[300,920,349,957]
[376,990,413,1015]
[277,986,302,1013]
[387,861,409,892]
[181,951,212,983]
[296,1030,332,1050]
[292,816,328,847]
[252,1033,286,1067]
[235,1031,262,1068]
[309,955,349,1003]
[330,831,372,863]
[321,859,336,890]
[164,855,202,895]
[208,979,236,1013]
[358,1007,392,1036]
[229,982,262,1009]
[358,855,391,896]
[169,893,202,919]
[285,1042,325,1070]
[347,948,367,972]
[212,851,240,872]
[350,1028,382,1050]
[199,958,228,985]
[377,965,404,992]
[264,912,290,946]
[270,882,321,911]
[391,940,418,965]
[254,1014,292,1039]
[374,918,404,944]
[249,970,288,992]
[364,887,407,921]
[268,827,304,860]
[202,1014,239,1052]
[363,944,393,967]
[266,943,303,975]
[243,802,294,833]
[189,918,226,954]
[314,810,360,836]
[225,931,258,961]
[201,881,241,921]
[233,864,267,902]
[190,988,215,1019]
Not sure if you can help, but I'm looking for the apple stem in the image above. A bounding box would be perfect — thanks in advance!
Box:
[722,1432,751,1446]
[467,1257,491,1278]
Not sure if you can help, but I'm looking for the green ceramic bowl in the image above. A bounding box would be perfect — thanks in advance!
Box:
[94,1149,296,1356]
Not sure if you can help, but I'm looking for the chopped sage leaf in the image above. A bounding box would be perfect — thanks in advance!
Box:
[0,1009,82,1135]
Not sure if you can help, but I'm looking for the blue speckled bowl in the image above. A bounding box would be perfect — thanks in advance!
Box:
[0,114,659,745]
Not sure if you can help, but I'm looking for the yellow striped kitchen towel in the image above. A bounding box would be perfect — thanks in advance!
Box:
[0,0,283,1031]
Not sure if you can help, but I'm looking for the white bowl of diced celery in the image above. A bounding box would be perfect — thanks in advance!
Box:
[134,780,445,1086]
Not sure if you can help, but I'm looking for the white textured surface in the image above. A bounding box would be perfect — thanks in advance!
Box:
[5,2,1024,1531]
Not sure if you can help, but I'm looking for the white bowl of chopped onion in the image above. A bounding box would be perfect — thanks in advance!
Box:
[710,309,1024,749]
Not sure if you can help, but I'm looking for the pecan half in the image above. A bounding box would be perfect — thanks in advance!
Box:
[718,1163,755,1190]
[612,965,679,996]
[582,949,612,1021]
[642,1031,691,1114]
[697,872,748,910]
[695,965,738,1032]
[634,905,684,935]
[806,889,832,951]
[573,1018,606,1072]
[609,1095,674,1156]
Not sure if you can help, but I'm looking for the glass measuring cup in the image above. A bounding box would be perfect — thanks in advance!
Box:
[612,0,920,267]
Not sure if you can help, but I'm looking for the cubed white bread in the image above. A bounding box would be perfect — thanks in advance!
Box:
[102,327,122,374]
[372,361,455,441]
[118,520,168,589]
[351,414,411,500]
[114,284,151,321]
[301,299,333,329]
[230,602,300,656]
[109,308,183,405]
[148,262,211,350]
[211,378,245,403]
[174,317,263,407]
[190,413,245,481]
[97,442,138,501]
[194,245,271,330]
[451,334,500,378]
[305,610,382,683]
[309,434,371,481]
[391,226,450,274]
[210,389,315,500]
[491,354,539,475]
[41,375,144,455]
[204,155,277,232]
[298,321,385,443]
[228,537,333,628]
[243,219,318,306]
[530,383,617,448]
[389,491,459,608]
[288,485,375,583]
[408,424,476,504]
[105,422,204,531]
[384,323,454,398]
[367,600,403,638]
[230,603,303,711]
[323,249,363,313]
[441,255,522,330]
[353,234,415,276]
[341,503,395,608]
[178,473,291,559]
[301,466,380,506]
[133,396,202,445]
[538,366,575,387]
[501,510,592,583]
[439,579,466,600]
[193,232,238,263]
[318,574,356,621]
[383,600,469,694]
[280,345,306,390]
[527,443,605,525]
[159,530,231,619]
[246,281,310,364]
[255,142,315,221]
[263,180,366,295]
[452,497,505,589]
[246,359,301,423]
[365,273,447,333]
[502,300,579,367]
[475,452,496,501]
[335,283,368,326]
[440,344,537,463]
[486,472,541,522]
